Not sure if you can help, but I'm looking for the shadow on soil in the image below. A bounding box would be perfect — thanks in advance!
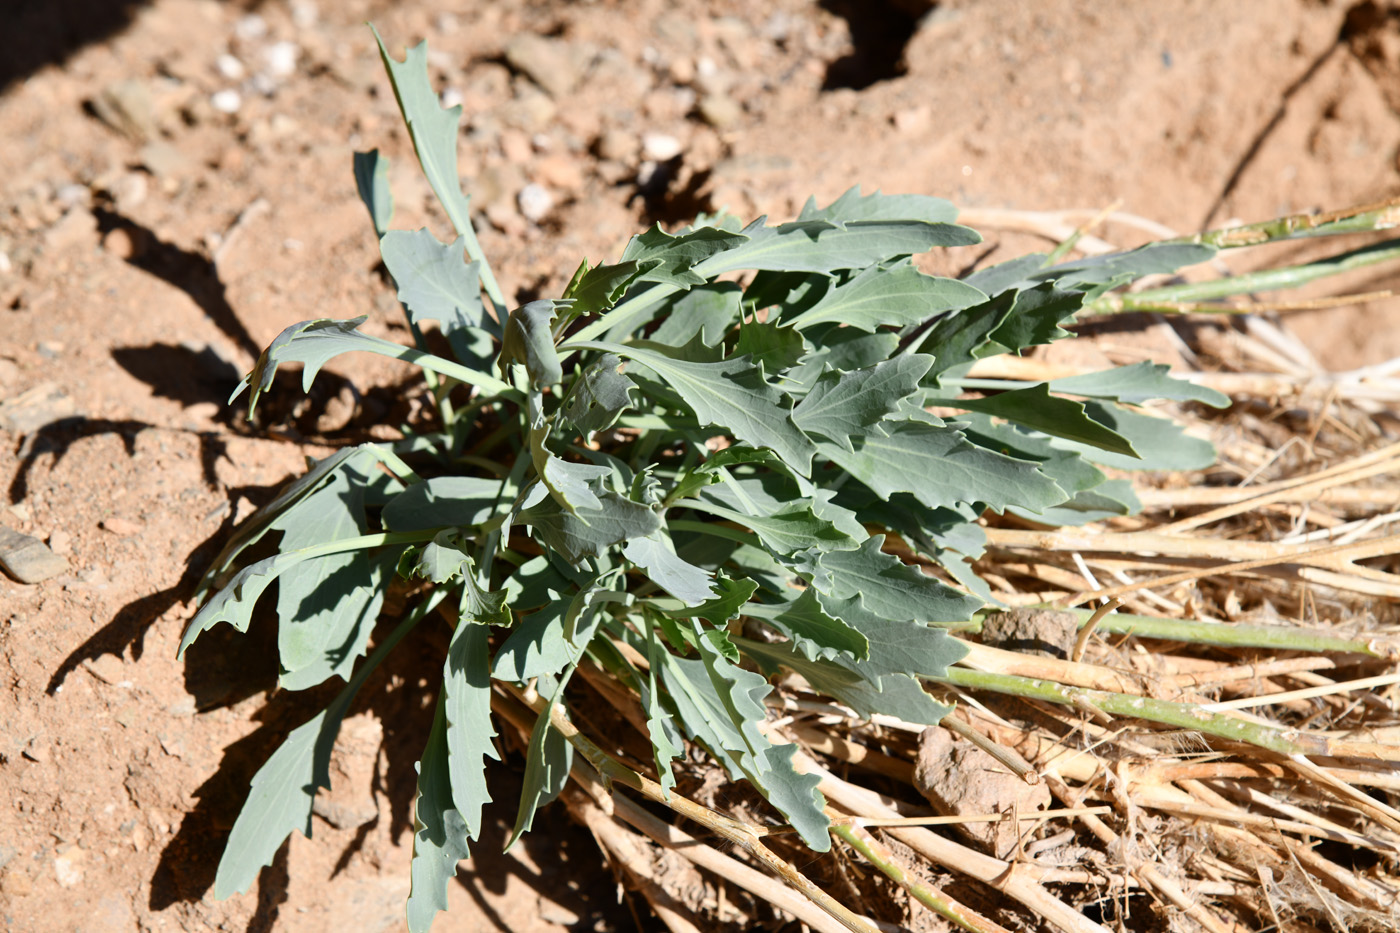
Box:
[150,614,633,931]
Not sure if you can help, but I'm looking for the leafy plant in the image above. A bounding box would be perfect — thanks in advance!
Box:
[179,27,1392,932]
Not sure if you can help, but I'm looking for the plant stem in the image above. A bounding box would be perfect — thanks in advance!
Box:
[932,665,1334,757]
[831,823,1013,933]
[1088,238,1400,313]
[1169,197,1400,249]
[1056,607,1384,657]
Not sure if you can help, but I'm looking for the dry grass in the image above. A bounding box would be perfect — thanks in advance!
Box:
[490,209,1400,933]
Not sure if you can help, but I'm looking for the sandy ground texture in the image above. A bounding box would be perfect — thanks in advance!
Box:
[2,1,1400,931]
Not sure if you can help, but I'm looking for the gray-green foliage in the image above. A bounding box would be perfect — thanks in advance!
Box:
[180,29,1232,932]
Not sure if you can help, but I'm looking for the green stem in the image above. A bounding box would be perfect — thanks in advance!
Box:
[570,283,678,343]
[932,666,1333,757]
[831,824,1010,933]
[1171,201,1400,249]
[1088,238,1400,313]
[969,608,1381,657]
[666,517,762,549]
[287,530,438,562]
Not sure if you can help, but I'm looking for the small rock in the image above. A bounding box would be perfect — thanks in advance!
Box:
[56,184,90,209]
[471,163,525,212]
[99,517,143,537]
[139,141,192,177]
[981,609,1077,660]
[698,94,742,129]
[47,530,71,556]
[517,183,554,222]
[111,172,148,212]
[234,13,267,41]
[37,340,63,359]
[0,866,32,897]
[915,726,1050,859]
[45,207,98,252]
[215,53,246,81]
[0,250,11,275]
[642,132,683,161]
[533,153,584,191]
[21,738,49,763]
[53,848,85,889]
[8,503,29,522]
[0,381,78,433]
[499,129,533,164]
[290,0,318,28]
[594,129,635,162]
[892,106,931,134]
[0,358,20,387]
[504,34,582,98]
[92,79,157,142]
[0,527,69,583]
[262,41,299,78]
[210,89,242,114]
[102,227,145,261]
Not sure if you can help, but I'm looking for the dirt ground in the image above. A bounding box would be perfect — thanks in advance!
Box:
[3,1,1400,931]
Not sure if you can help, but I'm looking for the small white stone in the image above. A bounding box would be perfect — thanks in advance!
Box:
[0,251,11,275]
[517,183,554,222]
[642,132,683,162]
[215,53,245,81]
[440,87,463,110]
[263,41,299,78]
[210,89,241,114]
[290,0,318,28]
[234,14,267,40]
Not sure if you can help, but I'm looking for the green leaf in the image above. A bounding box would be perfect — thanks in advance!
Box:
[760,588,869,661]
[517,487,662,563]
[788,263,985,332]
[958,415,1106,495]
[493,594,572,682]
[507,670,575,850]
[649,282,743,347]
[947,383,1139,456]
[1009,479,1141,526]
[443,620,499,839]
[560,353,635,439]
[353,149,393,237]
[743,639,954,724]
[657,576,757,624]
[787,326,898,392]
[1047,361,1231,408]
[535,442,612,512]
[818,423,1066,515]
[917,293,1017,379]
[576,339,816,474]
[1051,401,1216,472]
[985,282,1084,351]
[213,608,421,899]
[621,225,749,287]
[802,536,981,625]
[382,476,508,532]
[407,697,471,932]
[381,229,484,330]
[563,259,654,318]
[180,552,297,656]
[734,318,807,372]
[698,218,981,277]
[792,354,932,450]
[686,497,857,557]
[460,557,513,627]
[371,28,473,239]
[1035,242,1217,291]
[623,532,717,606]
[412,529,472,584]
[641,614,685,797]
[502,300,566,387]
[797,186,959,225]
[692,621,771,765]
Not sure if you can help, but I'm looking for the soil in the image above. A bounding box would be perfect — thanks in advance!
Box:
[2,1,1399,931]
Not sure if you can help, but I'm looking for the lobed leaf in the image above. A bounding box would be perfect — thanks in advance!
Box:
[947,383,1139,456]
[788,263,985,332]
[1047,361,1231,408]
[352,149,394,237]
[443,620,499,840]
[698,217,981,277]
[407,698,472,932]
[797,186,959,225]
[792,354,932,450]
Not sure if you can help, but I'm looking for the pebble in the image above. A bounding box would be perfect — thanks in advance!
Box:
[102,227,143,261]
[48,530,72,556]
[262,41,299,78]
[698,94,742,129]
[517,183,554,222]
[234,13,267,41]
[139,141,191,177]
[0,526,69,584]
[53,849,85,889]
[99,517,143,537]
[210,89,242,114]
[215,53,245,81]
[642,132,683,161]
[0,358,19,386]
[111,172,148,212]
[504,34,582,98]
[45,207,98,251]
[0,250,10,275]
[92,79,157,142]
[533,153,584,191]
[892,106,931,134]
[290,0,318,28]
[56,184,90,209]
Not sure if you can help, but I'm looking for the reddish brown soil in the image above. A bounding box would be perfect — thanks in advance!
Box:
[3,2,1399,931]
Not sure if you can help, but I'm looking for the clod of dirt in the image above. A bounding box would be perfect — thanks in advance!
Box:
[980,608,1078,660]
[91,78,158,142]
[505,34,585,99]
[0,525,69,583]
[914,725,1051,859]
